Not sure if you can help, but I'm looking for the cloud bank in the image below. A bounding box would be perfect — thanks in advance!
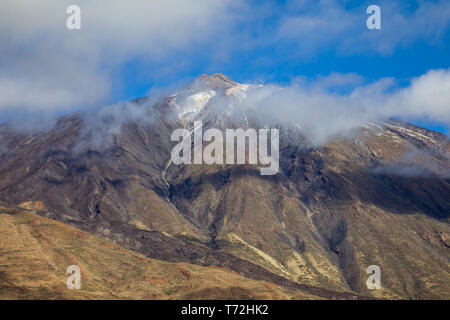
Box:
[277,0,450,56]
[0,0,232,114]
[241,68,450,143]
[0,0,449,120]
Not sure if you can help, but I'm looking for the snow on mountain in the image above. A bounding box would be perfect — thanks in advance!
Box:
[171,90,216,120]
[167,73,256,123]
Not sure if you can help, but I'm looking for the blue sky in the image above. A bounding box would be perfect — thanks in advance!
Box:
[121,27,450,99]
[118,0,450,134]
[0,0,449,134]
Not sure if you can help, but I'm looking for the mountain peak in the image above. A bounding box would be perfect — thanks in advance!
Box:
[199,73,238,85]
[166,73,246,121]
[185,73,239,91]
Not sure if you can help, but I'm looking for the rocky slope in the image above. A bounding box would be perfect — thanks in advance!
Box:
[0,206,321,299]
[0,74,448,299]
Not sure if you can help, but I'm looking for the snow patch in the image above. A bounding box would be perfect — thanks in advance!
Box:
[172,90,216,120]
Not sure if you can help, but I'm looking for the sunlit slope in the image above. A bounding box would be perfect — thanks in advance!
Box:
[0,208,319,300]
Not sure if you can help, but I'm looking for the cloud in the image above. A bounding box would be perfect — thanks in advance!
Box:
[371,151,450,178]
[239,68,450,143]
[3,67,446,163]
[73,100,157,152]
[0,0,449,120]
[63,68,450,150]
[388,69,450,124]
[309,72,366,93]
[343,0,450,54]
[372,163,448,178]
[0,0,232,114]
[277,2,357,56]
[276,0,450,56]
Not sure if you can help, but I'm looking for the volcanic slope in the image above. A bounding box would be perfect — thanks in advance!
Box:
[0,74,448,299]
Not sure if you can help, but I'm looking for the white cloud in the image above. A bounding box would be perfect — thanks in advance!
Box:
[0,0,449,120]
[388,69,450,124]
[277,4,357,56]
[276,0,450,56]
[311,72,366,92]
[241,69,450,143]
[343,0,450,54]
[0,0,231,113]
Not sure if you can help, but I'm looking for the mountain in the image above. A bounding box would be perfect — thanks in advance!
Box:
[0,73,449,299]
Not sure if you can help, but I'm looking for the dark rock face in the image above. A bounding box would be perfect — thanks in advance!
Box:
[0,74,449,299]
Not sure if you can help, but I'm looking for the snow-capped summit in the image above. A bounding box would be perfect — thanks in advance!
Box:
[167,73,252,122]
